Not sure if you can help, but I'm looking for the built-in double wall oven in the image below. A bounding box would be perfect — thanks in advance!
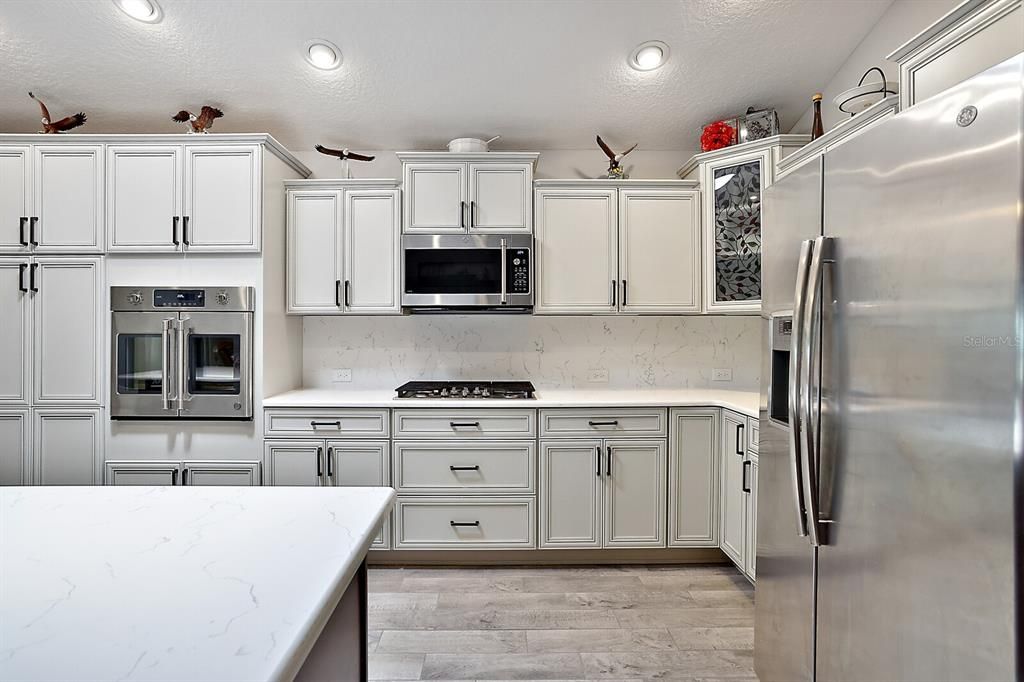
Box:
[110,286,254,420]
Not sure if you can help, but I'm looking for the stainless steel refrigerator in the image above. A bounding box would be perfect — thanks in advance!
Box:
[755,53,1022,682]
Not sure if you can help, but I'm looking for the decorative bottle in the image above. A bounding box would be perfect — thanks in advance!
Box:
[811,93,825,140]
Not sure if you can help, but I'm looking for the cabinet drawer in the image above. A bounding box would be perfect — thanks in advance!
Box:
[392,409,536,439]
[394,497,535,549]
[264,408,389,438]
[539,408,667,438]
[748,419,759,454]
[393,441,535,494]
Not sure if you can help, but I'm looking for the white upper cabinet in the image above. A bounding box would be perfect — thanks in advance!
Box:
[285,180,401,315]
[534,188,618,314]
[398,153,538,234]
[183,145,260,251]
[618,189,701,314]
[0,147,31,253]
[0,261,31,404]
[32,146,103,252]
[107,145,182,251]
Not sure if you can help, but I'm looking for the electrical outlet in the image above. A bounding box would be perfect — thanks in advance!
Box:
[712,368,733,382]
[587,368,609,384]
[332,368,353,383]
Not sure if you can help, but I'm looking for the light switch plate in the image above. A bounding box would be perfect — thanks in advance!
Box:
[332,368,353,383]
[712,368,733,382]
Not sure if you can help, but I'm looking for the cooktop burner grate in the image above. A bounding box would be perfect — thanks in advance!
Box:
[395,380,536,399]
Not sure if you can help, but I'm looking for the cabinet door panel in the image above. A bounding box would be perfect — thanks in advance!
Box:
[0,261,31,403]
[184,145,259,251]
[719,411,747,565]
[287,190,342,313]
[404,163,466,232]
[604,439,666,548]
[468,163,531,233]
[34,408,101,485]
[619,189,701,313]
[106,461,179,485]
[344,189,400,313]
[33,146,103,252]
[745,459,758,580]
[33,258,102,404]
[265,441,324,486]
[107,146,182,251]
[0,410,30,485]
[186,461,261,486]
[535,189,617,314]
[669,408,720,547]
[0,147,31,253]
[328,440,390,547]
[539,440,602,548]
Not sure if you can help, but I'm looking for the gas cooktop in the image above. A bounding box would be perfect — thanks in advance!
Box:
[395,381,536,400]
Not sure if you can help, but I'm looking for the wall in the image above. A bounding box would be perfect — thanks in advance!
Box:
[302,315,761,391]
[790,0,959,133]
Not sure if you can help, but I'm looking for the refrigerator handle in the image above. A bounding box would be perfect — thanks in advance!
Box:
[789,239,813,537]
[800,235,834,546]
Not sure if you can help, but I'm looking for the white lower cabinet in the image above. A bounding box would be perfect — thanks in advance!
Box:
[719,410,747,564]
[394,497,535,549]
[0,410,30,485]
[539,438,666,549]
[105,460,261,486]
[744,457,758,580]
[34,408,102,485]
[668,408,720,547]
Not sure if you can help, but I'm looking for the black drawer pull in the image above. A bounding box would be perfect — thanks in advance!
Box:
[310,420,342,428]
[449,421,481,428]
[736,423,745,455]
[588,420,619,427]
[450,520,480,528]
[742,460,751,494]
[449,465,480,471]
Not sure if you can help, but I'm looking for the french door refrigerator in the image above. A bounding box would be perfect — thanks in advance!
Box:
[756,53,1021,682]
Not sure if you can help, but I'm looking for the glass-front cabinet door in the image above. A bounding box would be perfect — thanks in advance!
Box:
[702,150,769,313]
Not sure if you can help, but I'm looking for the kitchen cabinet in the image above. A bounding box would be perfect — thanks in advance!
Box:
[105,460,261,486]
[285,180,400,315]
[668,407,720,547]
[32,146,104,253]
[539,438,666,549]
[394,497,535,549]
[398,153,538,234]
[744,457,758,579]
[106,145,182,251]
[0,260,31,403]
[719,409,747,564]
[182,145,260,251]
[33,408,102,485]
[0,410,30,485]
[0,146,31,253]
[534,181,701,315]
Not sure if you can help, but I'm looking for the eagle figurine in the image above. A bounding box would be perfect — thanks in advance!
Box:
[314,145,376,162]
[28,92,86,133]
[172,106,223,134]
[596,135,638,179]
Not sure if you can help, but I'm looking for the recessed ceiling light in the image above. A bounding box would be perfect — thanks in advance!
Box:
[304,40,342,70]
[113,0,162,23]
[629,40,669,71]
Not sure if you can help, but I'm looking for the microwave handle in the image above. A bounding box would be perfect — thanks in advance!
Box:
[500,237,508,305]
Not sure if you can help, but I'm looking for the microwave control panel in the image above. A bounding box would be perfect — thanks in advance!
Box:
[508,249,530,294]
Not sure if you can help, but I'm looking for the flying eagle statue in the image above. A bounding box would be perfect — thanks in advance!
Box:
[28,92,86,133]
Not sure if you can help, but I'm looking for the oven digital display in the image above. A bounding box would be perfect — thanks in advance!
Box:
[153,289,206,307]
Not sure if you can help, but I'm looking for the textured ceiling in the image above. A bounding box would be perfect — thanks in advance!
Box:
[0,0,892,153]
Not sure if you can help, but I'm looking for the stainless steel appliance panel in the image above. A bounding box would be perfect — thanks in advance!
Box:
[178,311,253,420]
[756,157,822,682]
[814,55,1021,681]
[110,312,179,419]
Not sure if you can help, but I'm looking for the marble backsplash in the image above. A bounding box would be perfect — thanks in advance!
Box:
[302,315,761,391]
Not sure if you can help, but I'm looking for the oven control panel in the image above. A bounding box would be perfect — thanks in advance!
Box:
[508,249,530,294]
[153,288,206,308]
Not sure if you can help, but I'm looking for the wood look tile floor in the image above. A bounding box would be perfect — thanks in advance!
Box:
[367,565,756,681]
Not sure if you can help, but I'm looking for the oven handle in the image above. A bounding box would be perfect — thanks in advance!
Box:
[161,318,173,411]
[178,316,191,410]
[500,237,508,305]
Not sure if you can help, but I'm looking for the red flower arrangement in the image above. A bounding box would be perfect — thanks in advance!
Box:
[700,120,736,152]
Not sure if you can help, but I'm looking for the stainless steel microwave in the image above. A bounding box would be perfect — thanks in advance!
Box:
[402,233,533,312]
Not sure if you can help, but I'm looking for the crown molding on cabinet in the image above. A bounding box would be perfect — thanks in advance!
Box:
[887,0,1019,63]
[676,134,811,179]
[284,178,400,189]
[534,178,699,189]
[0,133,312,178]
[396,151,541,166]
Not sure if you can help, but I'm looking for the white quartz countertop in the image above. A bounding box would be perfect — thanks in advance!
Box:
[263,388,760,419]
[0,486,395,682]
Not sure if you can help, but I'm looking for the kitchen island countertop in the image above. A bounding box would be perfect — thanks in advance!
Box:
[263,388,760,419]
[0,485,394,682]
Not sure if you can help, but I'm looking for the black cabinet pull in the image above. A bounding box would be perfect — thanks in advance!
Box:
[450,520,480,528]
[29,263,38,292]
[460,200,466,229]
[596,447,602,476]
[621,280,627,306]
[606,445,612,477]
[182,216,190,245]
[310,420,341,428]
[19,217,28,246]
[449,465,480,471]
[335,280,342,307]
[344,280,351,307]
[470,200,476,228]
[742,460,751,494]
[736,423,745,455]
[610,279,617,307]
[172,216,180,246]
[171,469,178,486]
[181,467,189,486]
[18,263,27,292]
[588,420,619,427]
[449,421,480,428]
[327,448,334,478]
[29,217,38,246]
[316,446,324,477]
